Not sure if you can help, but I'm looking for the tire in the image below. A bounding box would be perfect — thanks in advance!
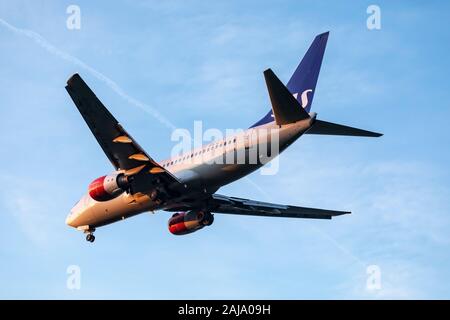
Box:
[202,212,214,226]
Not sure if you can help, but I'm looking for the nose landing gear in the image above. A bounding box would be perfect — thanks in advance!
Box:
[86,234,95,242]
[84,228,96,243]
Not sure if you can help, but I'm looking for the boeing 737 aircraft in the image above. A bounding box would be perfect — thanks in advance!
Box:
[65,32,382,243]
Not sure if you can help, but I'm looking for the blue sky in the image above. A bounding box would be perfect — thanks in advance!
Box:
[0,0,449,299]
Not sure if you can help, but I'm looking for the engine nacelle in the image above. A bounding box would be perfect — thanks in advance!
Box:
[168,211,214,235]
[88,173,130,201]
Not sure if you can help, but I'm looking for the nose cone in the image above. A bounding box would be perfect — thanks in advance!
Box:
[67,194,91,228]
[65,212,76,227]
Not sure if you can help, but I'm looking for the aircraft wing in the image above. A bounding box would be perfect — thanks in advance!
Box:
[207,194,350,219]
[65,74,181,193]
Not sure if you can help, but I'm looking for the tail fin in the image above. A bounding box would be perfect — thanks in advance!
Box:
[264,69,310,125]
[286,31,328,112]
[251,32,329,127]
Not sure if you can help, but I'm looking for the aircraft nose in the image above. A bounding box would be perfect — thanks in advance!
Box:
[65,212,76,227]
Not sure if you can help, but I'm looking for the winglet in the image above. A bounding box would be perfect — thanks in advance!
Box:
[264,68,310,125]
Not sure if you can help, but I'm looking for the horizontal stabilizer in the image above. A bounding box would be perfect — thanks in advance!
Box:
[306,120,382,137]
[264,68,310,125]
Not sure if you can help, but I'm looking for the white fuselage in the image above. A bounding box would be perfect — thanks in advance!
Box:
[66,117,314,230]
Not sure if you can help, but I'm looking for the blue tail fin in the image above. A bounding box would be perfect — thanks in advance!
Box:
[251,32,329,128]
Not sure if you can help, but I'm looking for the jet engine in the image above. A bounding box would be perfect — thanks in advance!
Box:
[88,173,131,201]
[168,210,214,235]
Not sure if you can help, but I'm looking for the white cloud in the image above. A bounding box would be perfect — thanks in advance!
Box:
[0,175,58,247]
[248,148,450,298]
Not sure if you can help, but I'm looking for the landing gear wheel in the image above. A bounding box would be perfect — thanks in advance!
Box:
[86,234,95,242]
[202,212,214,226]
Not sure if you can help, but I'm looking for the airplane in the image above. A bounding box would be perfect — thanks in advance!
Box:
[65,32,382,243]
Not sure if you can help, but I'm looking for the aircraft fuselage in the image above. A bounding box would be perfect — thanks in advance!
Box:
[66,117,314,229]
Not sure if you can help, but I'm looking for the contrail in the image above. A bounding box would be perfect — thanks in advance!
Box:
[0,17,177,131]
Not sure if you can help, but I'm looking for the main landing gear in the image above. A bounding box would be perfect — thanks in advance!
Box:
[201,211,214,226]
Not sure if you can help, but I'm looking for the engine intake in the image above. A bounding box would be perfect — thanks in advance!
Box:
[88,173,130,201]
[168,211,214,235]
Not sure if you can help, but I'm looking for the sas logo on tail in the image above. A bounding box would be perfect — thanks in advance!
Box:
[293,89,313,109]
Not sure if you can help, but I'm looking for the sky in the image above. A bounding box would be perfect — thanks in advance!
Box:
[0,0,449,299]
